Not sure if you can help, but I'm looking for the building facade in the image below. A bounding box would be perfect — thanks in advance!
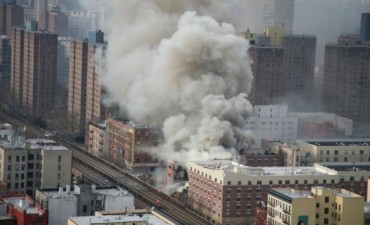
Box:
[0,35,11,103]
[68,34,107,137]
[87,121,106,158]
[36,184,134,225]
[249,46,284,105]
[10,28,57,118]
[0,2,24,36]
[0,193,48,225]
[267,187,364,225]
[106,118,159,172]
[0,138,72,196]
[259,0,295,34]
[245,105,353,147]
[282,35,316,101]
[188,160,370,225]
[323,35,370,135]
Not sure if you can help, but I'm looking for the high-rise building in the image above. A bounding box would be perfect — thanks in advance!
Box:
[68,10,102,39]
[68,33,107,137]
[68,39,88,135]
[0,35,11,103]
[360,13,370,42]
[282,35,316,100]
[10,28,57,118]
[0,2,24,36]
[249,46,285,105]
[267,187,364,225]
[260,0,295,34]
[47,9,68,36]
[34,0,47,28]
[10,28,25,108]
[323,35,370,134]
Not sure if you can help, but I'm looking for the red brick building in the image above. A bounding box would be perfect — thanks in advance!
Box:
[1,193,47,225]
[106,118,159,173]
[255,202,267,225]
[0,2,24,37]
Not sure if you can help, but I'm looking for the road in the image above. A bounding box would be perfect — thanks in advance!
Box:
[0,110,211,225]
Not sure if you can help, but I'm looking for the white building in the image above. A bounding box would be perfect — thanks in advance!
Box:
[68,10,103,39]
[245,105,298,147]
[259,0,295,34]
[67,212,173,225]
[245,105,353,147]
[36,184,135,225]
[0,123,25,146]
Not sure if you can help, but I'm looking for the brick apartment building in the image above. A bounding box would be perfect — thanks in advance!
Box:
[68,31,107,137]
[10,28,57,118]
[188,160,370,225]
[106,118,159,173]
[0,193,47,225]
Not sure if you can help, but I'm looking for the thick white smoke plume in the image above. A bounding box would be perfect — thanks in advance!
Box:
[99,1,254,167]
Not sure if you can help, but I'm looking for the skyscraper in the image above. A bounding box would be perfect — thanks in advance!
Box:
[0,2,24,36]
[360,13,370,42]
[323,35,370,135]
[10,28,58,118]
[260,0,295,34]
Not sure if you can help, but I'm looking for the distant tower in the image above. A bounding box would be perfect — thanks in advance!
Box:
[260,0,295,34]
[0,2,24,36]
[360,13,370,42]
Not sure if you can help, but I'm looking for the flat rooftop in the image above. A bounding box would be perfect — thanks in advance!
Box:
[268,188,312,202]
[3,196,42,215]
[69,214,169,225]
[319,163,370,172]
[304,139,370,147]
[40,185,131,198]
[192,160,337,176]
[27,139,68,151]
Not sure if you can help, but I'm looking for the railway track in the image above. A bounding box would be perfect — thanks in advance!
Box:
[0,110,211,225]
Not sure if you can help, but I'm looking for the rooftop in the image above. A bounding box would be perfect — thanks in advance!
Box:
[2,196,43,215]
[27,139,68,151]
[69,214,169,225]
[304,139,370,147]
[39,185,132,199]
[268,188,312,202]
[318,163,370,172]
[191,160,337,176]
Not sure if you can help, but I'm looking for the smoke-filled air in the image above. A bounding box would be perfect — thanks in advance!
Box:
[98,0,254,167]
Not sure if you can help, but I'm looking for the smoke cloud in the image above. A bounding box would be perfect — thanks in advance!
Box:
[93,1,254,167]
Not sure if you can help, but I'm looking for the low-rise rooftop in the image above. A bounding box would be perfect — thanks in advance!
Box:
[304,139,370,147]
[191,160,337,176]
[69,214,169,225]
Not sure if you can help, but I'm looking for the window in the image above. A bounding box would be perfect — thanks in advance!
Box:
[325,197,329,203]
[324,218,329,224]
[238,181,241,185]
[324,208,329,214]
[316,203,320,208]
[82,205,87,213]
[227,181,231,185]
[28,154,34,161]
[58,155,62,162]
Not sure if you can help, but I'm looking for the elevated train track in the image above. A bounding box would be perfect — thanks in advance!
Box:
[0,110,211,225]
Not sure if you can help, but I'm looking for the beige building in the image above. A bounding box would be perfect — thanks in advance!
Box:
[267,187,364,225]
[87,121,106,158]
[0,138,72,196]
[262,26,285,46]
